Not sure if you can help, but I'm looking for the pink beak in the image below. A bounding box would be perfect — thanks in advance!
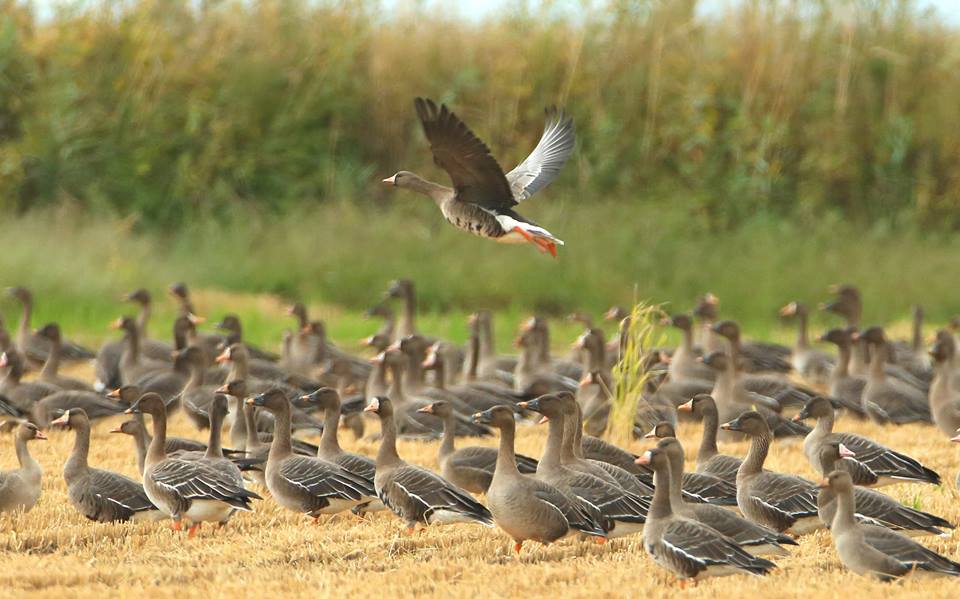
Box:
[382,175,397,186]
[838,444,856,459]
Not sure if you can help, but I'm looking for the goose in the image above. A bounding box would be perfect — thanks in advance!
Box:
[720,411,823,535]
[33,324,93,391]
[95,289,173,392]
[381,280,428,342]
[423,342,519,409]
[815,442,953,537]
[662,313,715,382]
[653,437,797,556]
[215,314,278,362]
[572,329,614,435]
[858,326,931,424]
[702,351,810,440]
[124,392,260,535]
[818,328,868,418]
[50,408,164,522]
[820,471,960,580]
[693,295,790,373]
[112,316,170,385]
[519,394,649,538]
[0,422,45,513]
[384,99,574,256]
[710,320,818,411]
[0,349,60,413]
[637,446,776,584]
[778,301,833,385]
[297,387,382,512]
[472,405,606,552]
[167,282,226,365]
[641,422,740,507]
[821,284,866,373]
[364,396,494,533]
[249,389,373,519]
[32,389,126,429]
[794,396,940,486]
[676,395,743,484]
[928,332,960,437]
[466,310,516,385]
[6,287,95,368]
[513,324,577,397]
[417,400,538,494]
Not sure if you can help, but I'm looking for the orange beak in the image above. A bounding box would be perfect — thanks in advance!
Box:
[382,175,397,186]
[106,388,122,399]
[50,412,70,427]
[417,405,434,414]
[108,425,124,434]
[34,431,48,440]
[110,318,124,330]
[677,400,693,413]
[643,429,657,439]
[816,478,830,489]
[635,452,652,466]
[537,416,549,425]
[215,349,230,364]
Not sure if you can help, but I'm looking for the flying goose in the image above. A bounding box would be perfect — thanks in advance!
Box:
[384,99,574,256]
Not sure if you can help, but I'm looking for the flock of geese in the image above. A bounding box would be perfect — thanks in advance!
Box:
[2,281,960,585]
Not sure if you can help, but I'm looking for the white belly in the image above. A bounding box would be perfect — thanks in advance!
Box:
[185,500,234,523]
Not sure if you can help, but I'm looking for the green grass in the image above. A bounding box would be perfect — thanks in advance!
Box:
[1,200,957,353]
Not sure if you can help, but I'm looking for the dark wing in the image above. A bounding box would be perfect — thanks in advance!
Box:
[565,471,648,523]
[165,437,207,454]
[82,469,157,521]
[862,524,960,574]
[335,452,377,483]
[753,473,819,519]
[515,452,539,474]
[832,432,940,485]
[414,98,515,210]
[279,456,373,499]
[505,106,575,201]
[681,472,738,507]
[530,484,605,538]
[853,488,954,534]
[657,519,775,577]
[380,465,492,525]
[151,459,261,510]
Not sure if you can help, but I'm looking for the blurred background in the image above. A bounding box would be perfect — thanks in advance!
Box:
[1,0,959,344]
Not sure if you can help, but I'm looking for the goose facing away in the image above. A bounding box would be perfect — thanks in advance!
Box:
[384,99,574,257]
[472,405,606,553]
[820,471,960,581]
[50,409,164,523]
[637,447,776,583]
[0,422,46,513]
[364,396,493,534]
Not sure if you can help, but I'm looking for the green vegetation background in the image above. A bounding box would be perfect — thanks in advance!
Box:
[0,0,958,346]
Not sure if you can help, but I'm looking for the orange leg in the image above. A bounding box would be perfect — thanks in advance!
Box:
[512,227,557,257]
[514,541,523,554]
[406,524,417,536]
[187,522,201,539]
[172,520,183,532]
[594,536,607,546]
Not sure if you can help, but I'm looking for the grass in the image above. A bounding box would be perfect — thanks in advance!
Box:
[1,203,959,355]
[1,362,959,597]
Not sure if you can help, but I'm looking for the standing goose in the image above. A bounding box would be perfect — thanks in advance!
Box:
[0,349,60,413]
[382,280,429,342]
[794,396,940,486]
[858,326,931,424]
[721,412,823,535]
[215,314,278,362]
[468,310,517,383]
[50,408,164,522]
[818,328,868,418]
[641,422,740,507]
[676,395,743,484]
[32,389,126,430]
[95,289,173,392]
[249,389,373,519]
[124,393,260,535]
[167,282,226,365]
[663,314,715,382]
[928,332,960,437]
[820,471,960,580]
[364,396,494,533]
[33,324,93,391]
[653,437,798,556]
[0,422,46,513]
[519,394,649,538]
[815,442,953,537]
[778,301,833,385]
[637,446,776,584]
[423,341,518,409]
[297,387,382,512]
[416,400,538,494]
[384,99,573,256]
[6,287,95,367]
[112,316,170,385]
[472,405,606,553]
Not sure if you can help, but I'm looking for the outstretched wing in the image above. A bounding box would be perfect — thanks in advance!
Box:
[414,98,515,210]
[506,107,575,201]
